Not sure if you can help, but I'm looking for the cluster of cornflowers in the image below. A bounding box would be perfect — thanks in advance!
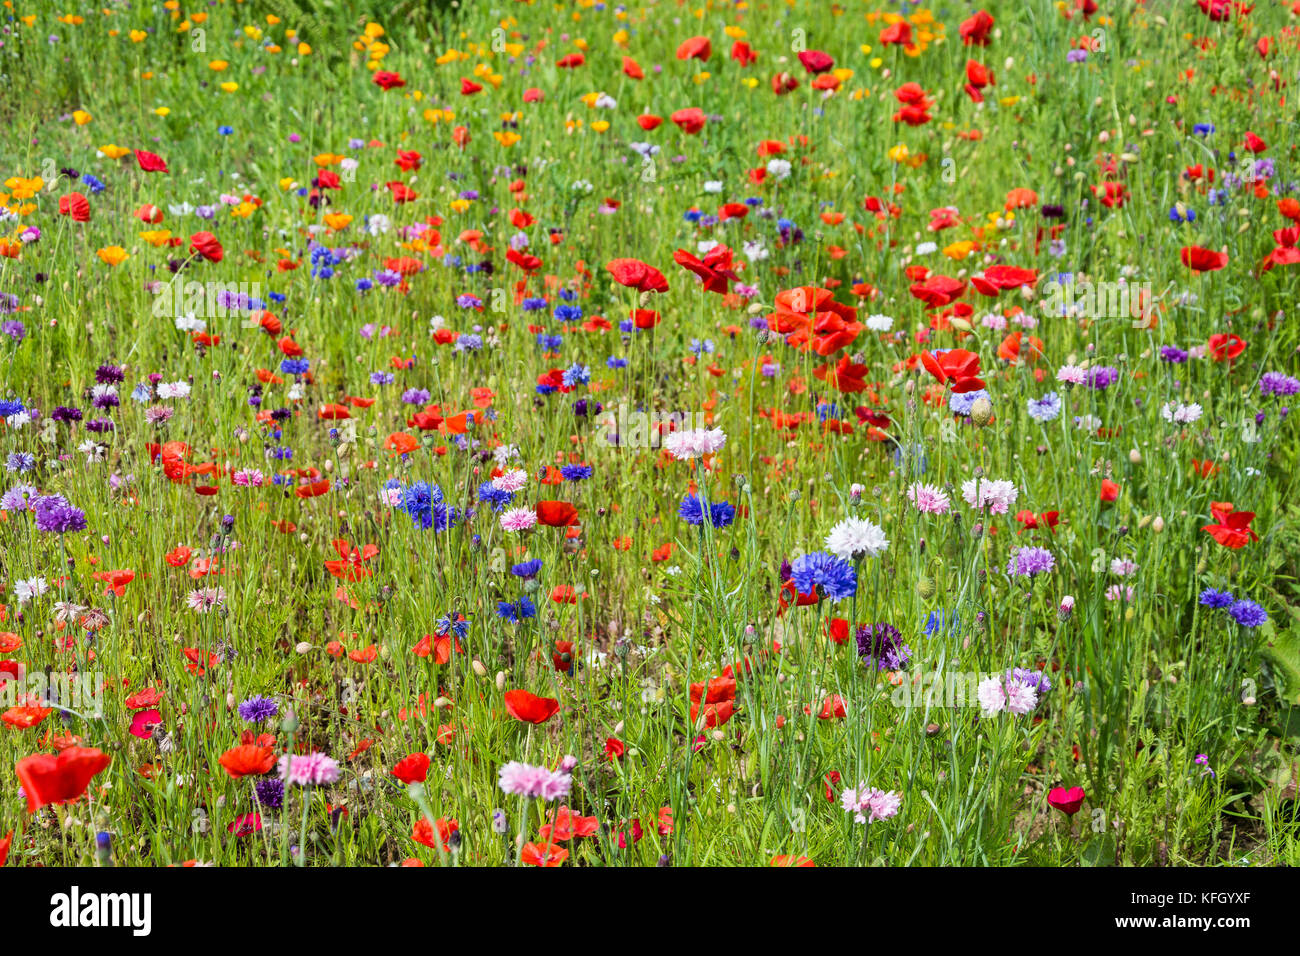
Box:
[1198,589,1268,628]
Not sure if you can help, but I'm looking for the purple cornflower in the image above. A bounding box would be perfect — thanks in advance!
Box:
[1260,372,1300,397]
[254,778,285,809]
[238,695,279,723]
[1085,366,1119,390]
[1006,546,1055,577]
[856,623,911,671]
[34,495,87,534]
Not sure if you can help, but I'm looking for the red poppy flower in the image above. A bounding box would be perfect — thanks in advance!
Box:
[797,49,834,74]
[536,500,579,526]
[15,747,112,813]
[58,192,91,222]
[392,753,431,784]
[503,689,560,724]
[770,854,816,867]
[134,149,169,173]
[373,71,406,91]
[412,817,458,851]
[1207,333,1246,362]
[670,107,707,135]
[1202,502,1259,548]
[604,737,626,761]
[920,348,984,392]
[676,36,711,61]
[731,41,757,66]
[622,56,644,80]
[606,257,669,294]
[1181,246,1229,272]
[1047,786,1086,815]
[672,246,740,294]
[960,9,995,45]
[521,841,568,866]
[218,744,276,779]
[1099,479,1120,502]
[189,231,223,263]
[538,806,600,842]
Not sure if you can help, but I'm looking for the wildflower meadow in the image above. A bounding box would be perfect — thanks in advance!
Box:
[1,0,1299,884]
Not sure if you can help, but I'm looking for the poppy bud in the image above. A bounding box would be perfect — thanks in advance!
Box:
[917,577,937,601]
[969,397,993,427]
[472,660,488,678]
[1152,516,1164,533]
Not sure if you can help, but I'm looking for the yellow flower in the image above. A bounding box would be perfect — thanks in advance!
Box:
[887,144,911,163]
[298,42,312,55]
[724,25,746,38]
[4,176,43,199]
[493,131,521,147]
[278,178,298,191]
[209,60,228,71]
[97,246,129,266]
[590,120,610,133]
[692,71,711,84]
[220,82,239,93]
[129,29,147,42]
[99,144,130,159]
[943,240,975,260]
[364,22,384,39]
[139,230,173,248]
[999,95,1021,108]
[313,153,342,167]
[612,29,629,46]
[153,106,170,117]
[449,198,472,213]
[323,213,353,231]
[72,110,92,126]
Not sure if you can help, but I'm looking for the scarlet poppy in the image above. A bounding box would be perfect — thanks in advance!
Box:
[134,149,169,173]
[536,500,579,527]
[606,257,669,294]
[189,231,223,263]
[15,747,112,813]
[393,752,431,784]
[1202,502,1259,548]
[503,689,560,724]
[217,744,277,779]
[412,817,458,851]
[520,841,568,866]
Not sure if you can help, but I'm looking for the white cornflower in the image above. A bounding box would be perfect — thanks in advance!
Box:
[825,517,889,560]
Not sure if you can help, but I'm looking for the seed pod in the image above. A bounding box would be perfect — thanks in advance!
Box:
[970,397,993,427]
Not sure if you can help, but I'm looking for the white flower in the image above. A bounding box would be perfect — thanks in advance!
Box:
[157,381,192,400]
[865,314,894,332]
[703,180,724,194]
[175,314,207,333]
[977,677,1006,716]
[825,517,889,560]
[1109,558,1139,577]
[915,241,938,256]
[78,440,105,462]
[766,158,792,180]
[14,576,49,604]
[1160,401,1202,425]
[743,240,769,262]
[595,93,617,109]
[365,214,392,236]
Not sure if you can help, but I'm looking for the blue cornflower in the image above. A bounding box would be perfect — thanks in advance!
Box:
[496,596,537,623]
[790,551,858,602]
[477,480,514,511]
[1227,600,1268,628]
[1198,588,1234,609]
[1027,392,1062,422]
[561,464,593,482]
[511,559,543,579]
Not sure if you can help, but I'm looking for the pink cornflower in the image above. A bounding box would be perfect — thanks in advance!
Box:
[500,507,537,532]
[491,468,529,493]
[279,752,341,786]
[1055,364,1086,386]
[232,468,266,487]
[498,761,572,800]
[662,427,727,461]
[906,481,951,514]
[961,477,1018,515]
[840,784,902,824]
[186,586,226,613]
